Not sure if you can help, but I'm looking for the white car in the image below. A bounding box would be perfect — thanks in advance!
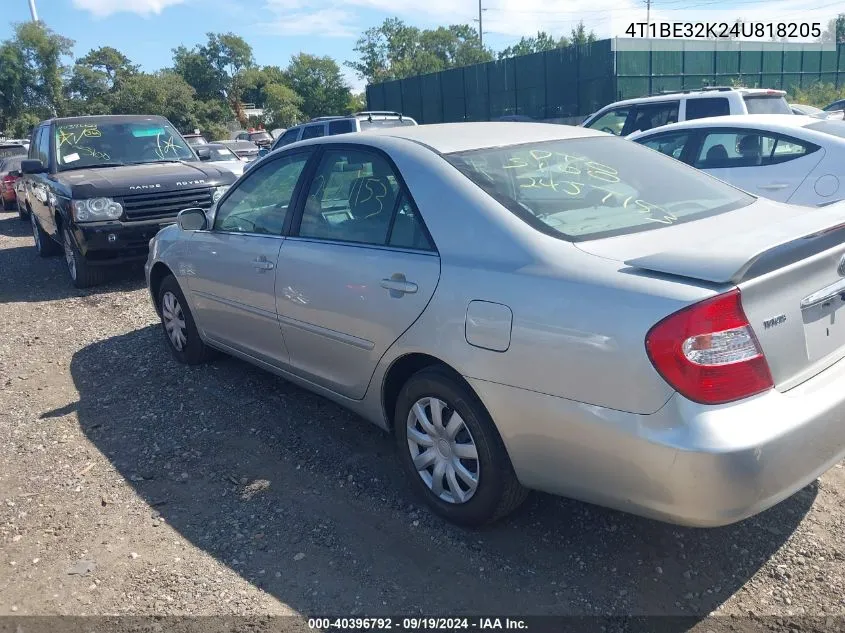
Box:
[629,114,845,207]
[201,143,246,177]
[581,87,790,137]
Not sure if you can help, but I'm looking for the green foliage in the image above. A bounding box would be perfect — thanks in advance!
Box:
[286,53,350,119]
[499,32,570,60]
[821,14,845,43]
[347,92,367,114]
[347,17,494,84]
[791,82,845,109]
[569,21,597,46]
[109,71,199,131]
[262,83,303,128]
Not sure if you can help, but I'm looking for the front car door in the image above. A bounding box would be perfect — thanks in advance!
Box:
[275,145,441,399]
[623,101,680,136]
[691,128,823,202]
[184,149,313,367]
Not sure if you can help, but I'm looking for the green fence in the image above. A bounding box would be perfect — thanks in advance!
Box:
[365,39,845,123]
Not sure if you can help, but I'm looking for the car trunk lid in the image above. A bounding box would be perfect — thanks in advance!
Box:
[575,199,845,390]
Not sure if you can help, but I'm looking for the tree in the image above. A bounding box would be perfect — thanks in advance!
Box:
[109,71,199,131]
[821,14,845,43]
[347,92,367,114]
[499,32,569,59]
[66,46,139,115]
[569,21,598,46]
[263,83,304,127]
[347,18,493,84]
[286,53,350,119]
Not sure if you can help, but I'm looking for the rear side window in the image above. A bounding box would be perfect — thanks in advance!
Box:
[301,124,325,140]
[636,132,691,160]
[328,119,356,135]
[693,129,818,168]
[685,97,730,120]
[743,95,791,115]
[584,108,630,135]
[447,136,753,242]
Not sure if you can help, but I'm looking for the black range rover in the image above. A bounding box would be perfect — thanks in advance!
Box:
[20,114,237,288]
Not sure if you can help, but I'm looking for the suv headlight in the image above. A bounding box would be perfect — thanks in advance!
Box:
[71,197,123,222]
[212,185,230,203]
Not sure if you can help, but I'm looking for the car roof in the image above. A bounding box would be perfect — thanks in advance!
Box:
[628,114,826,138]
[596,88,784,110]
[358,122,603,153]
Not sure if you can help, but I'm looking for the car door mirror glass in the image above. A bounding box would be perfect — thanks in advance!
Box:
[21,159,45,174]
[177,207,209,231]
[196,147,211,161]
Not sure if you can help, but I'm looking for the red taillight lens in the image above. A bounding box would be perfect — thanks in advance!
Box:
[645,289,773,405]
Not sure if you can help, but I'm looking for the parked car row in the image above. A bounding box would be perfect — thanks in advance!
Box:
[7,102,845,530]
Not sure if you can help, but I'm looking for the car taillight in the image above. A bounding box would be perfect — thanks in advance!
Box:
[645,289,773,405]
[2,174,15,191]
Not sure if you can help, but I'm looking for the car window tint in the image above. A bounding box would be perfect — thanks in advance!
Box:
[301,124,325,140]
[298,149,401,246]
[694,130,815,168]
[685,97,730,120]
[28,129,42,160]
[743,95,791,115]
[628,102,679,134]
[388,194,434,250]
[276,128,300,147]
[214,153,309,235]
[37,127,51,166]
[637,132,690,160]
[585,108,630,135]
[328,119,356,135]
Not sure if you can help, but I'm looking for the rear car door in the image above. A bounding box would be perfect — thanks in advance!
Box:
[275,145,440,399]
[691,128,823,202]
[185,149,313,367]
[29,125,55,234]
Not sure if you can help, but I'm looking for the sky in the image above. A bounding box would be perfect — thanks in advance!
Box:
[0,0,841,94]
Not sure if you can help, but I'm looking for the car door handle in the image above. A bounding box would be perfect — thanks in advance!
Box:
[380,277,418,294]
[758,183,790,190]
[252,257,275,271]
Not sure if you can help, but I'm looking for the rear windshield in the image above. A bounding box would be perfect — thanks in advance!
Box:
[806,120,845,138]
[743,95,791,114]
[0,144,27,159]
[358,118,417,130]
[250,132,272,142]
[446,137,753,242]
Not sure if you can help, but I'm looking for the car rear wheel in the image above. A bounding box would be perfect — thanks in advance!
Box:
[63,227,106,288]
[31,213,59,257]
[394,367,528,526]
[157,275,214,365]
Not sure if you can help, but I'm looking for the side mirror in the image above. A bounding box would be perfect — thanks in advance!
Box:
[196,147,211,161]
[9,169,21,178]
[21,159,46,175]
[258,147,269,158]
[177,207,208,231]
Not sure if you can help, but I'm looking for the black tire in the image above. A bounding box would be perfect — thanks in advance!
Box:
[394,367,528,526]
[2,197,14,211]
[156,275,214,365]
[62,227,107,288]
[30,212,60,257]
[17,200,28,221]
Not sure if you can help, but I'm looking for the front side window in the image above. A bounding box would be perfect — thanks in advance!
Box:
[584,108,631,136]
[298,149,406,246]
[694,130,816,168]
[685,97,730,120]
[637,132,691,160]
[38,127,51,166]
[628,102,679,134]
[214,153,309,235]
[54,119,195,170]
[447,137,753,242]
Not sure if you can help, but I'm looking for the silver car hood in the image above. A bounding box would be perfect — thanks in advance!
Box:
[575,199,845,285]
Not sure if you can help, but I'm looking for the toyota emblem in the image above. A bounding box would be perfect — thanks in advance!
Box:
[839,255,845,278]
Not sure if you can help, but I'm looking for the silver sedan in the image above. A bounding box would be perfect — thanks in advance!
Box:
[146,122,845,527]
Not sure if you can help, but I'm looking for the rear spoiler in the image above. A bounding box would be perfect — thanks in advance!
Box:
[624,202,845,285]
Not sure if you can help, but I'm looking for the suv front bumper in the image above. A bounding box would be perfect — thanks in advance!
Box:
[72,218,178,265]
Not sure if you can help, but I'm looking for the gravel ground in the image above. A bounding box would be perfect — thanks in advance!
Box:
[2,209,845,629]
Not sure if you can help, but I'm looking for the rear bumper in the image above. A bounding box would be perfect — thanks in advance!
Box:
[469,355,845,527]
[73,218,177,266]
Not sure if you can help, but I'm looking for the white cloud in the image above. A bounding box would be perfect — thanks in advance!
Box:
[72,0,186,17]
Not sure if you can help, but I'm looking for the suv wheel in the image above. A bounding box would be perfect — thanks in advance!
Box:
[63,227,106,288]
[394,367,528,526]
[31,213,59,257]
[157,275,214,365]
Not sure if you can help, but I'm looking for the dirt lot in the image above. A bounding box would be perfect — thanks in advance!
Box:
[2,209,845,628]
